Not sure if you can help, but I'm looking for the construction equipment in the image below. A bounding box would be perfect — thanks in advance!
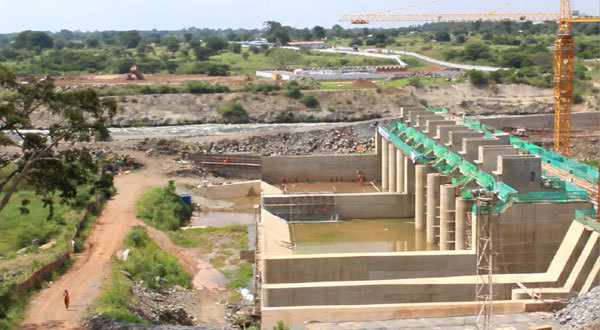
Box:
[125,64,144,80]
[340,0,600,156]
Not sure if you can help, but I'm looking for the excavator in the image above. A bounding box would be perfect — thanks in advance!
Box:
[124,64,144,80]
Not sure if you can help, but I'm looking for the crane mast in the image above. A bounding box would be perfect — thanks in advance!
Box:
[340,0,600,156]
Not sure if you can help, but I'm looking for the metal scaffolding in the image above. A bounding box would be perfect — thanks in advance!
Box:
[475,195,496,329]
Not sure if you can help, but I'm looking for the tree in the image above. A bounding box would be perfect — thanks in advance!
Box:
[183,33,193,42]
[313,26,326,39]
[119,30,142,48]
[229,43,242,54]
[205,37,227,53]
[455,34,467,44]
[266,48,301,68]
[464,43,490,61]
[434,31,450,42]
[263,21,290,45]
[85,35,100,48]
[162,36,181,53]
[193,46,211,61]
[13,31,54,50]
[468,70,488,85]
[0,65,117,216]
[408,77,423,87]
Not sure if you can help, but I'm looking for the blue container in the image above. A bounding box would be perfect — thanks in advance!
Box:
[179,194,192,205]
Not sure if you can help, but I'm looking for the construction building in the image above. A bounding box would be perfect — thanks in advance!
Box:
[252,108,599,329]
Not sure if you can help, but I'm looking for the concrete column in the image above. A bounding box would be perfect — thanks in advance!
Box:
[414,165,431,230]
[405,157,416,195]
[388,144,396,192]
[426,173,448,245]
[455,197,475,250]
[396,150,404,193]
[381,138,389,192]
[439,184,456,251]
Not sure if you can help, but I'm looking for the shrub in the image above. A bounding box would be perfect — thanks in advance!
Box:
[299,94,320,108]
[135,181,192,231]
[468,70,489,85]
[408,77,423,87]
[419,99,429,107]
[219,101,247,117]
[284,86,302,99]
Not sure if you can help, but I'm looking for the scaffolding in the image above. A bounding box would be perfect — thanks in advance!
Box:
[475,195,496,330]
[261,194,339,222]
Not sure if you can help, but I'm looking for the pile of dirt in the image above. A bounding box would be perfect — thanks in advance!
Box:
[351,78,378,88]
[553,285,600,329]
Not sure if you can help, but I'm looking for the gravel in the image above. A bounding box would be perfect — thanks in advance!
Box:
[553,285,600,329]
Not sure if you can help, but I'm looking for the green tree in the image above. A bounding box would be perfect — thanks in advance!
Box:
[0,65,117,216]
[434,31,450,42]
[119,30,142,48]
[464,43,491,61]
[205,37,227,53]
[193,46,211,61]
[229,43,242,54]
[85,35,100,48]
[468,70,488,85]
[263,21,290,45]
[162,36,181,53]
[12,31,54,50]
[313,26,326,39]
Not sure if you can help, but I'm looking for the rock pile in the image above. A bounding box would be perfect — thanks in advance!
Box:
[207,126,375,156]
[84,313,218,330]
[134,138,185,156]
[554,285,600,329]
[130,283,195,326]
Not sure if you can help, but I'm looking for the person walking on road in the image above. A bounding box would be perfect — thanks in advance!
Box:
[63,289,70,309]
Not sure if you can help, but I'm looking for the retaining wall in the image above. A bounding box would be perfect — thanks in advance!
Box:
[262,154,380,184]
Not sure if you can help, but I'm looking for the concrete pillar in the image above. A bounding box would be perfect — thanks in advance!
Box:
[426,173,448,245]
[405,157,416,195]
[439,184,456,251]
[396,150,404,193]
[415,165,432,230]
[455,197,475,250]
[381,138,389,192]
[388,144,396,192]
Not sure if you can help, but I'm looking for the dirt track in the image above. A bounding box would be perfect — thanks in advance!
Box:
[21,152,226,329]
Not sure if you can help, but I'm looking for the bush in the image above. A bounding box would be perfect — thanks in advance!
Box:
[573,93,584,105]
[184,81,229,94]
[284,86,302,99]
[219,101,247,117]
[299,94,320,108]
[468,70,489,85]
[135,181,192,231]
[408,77,423,87]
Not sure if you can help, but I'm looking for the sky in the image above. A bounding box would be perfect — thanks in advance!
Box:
[0,0,598,34]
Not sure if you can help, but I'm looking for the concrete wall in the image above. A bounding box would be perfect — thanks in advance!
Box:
[475,145,520,173]
[494,155,541,192]
[194,181,261,199]
[336,193,415,219]
[261,181,283,195]
[479,112,600,131]
[495,201,592,273]
[261,210,293,255]
[262,154,380,183]
[447,131,483,153]
[263,250,476,283]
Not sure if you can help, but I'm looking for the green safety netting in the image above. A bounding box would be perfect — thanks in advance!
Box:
[575,209,600,232]
[462,119,598,184]
[426,107,449,114]
[379,121,590,216]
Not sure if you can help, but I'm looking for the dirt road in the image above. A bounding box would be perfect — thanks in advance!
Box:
[21,152,226,329]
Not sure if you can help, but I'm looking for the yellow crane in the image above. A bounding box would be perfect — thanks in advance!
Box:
[341,0,600,156]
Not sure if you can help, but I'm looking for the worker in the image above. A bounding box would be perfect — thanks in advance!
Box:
[63,289,70,309]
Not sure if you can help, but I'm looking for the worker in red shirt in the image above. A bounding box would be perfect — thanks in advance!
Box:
[63,289,70,309]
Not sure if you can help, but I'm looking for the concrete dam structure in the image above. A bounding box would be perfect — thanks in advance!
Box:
[255,108,599,329]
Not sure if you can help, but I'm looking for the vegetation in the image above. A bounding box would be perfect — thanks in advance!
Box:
[92,226,190,323]
[135,181,192,231]
[0,65,116,217]
[96,81,229,96]
[299,93,320,108]
[219,101,248,121]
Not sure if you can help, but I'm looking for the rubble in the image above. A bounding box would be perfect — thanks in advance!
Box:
[84,313,218,330]
[553,285,600,329]
[130,282,195,326]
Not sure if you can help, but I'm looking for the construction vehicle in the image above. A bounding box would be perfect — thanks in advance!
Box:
[124,64,144,80]
[340,0,600,156]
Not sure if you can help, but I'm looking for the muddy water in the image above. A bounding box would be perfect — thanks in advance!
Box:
[291,219,438,254]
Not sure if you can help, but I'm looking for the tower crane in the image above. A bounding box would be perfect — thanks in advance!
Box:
[340,0,600,156]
